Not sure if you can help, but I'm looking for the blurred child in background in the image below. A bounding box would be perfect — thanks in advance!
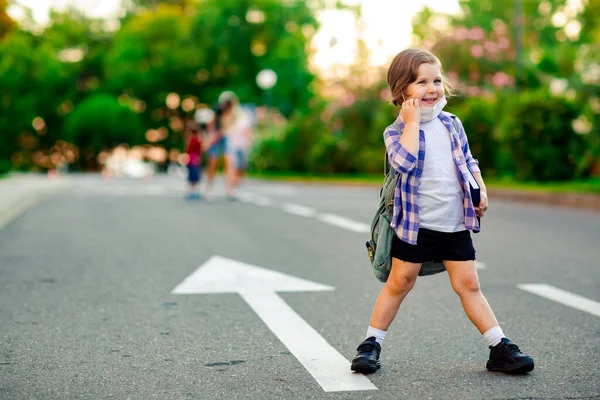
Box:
[185,125,203,200]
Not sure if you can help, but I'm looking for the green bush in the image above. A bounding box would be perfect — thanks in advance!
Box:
[354,147,388,175]
[0,159,11,175]
[306,134,352,174]
[449,95,501,177]
[501,90,589,181]
[333,88,397,174]
[249,128,290,172]
[64,94,144,169]
[251,102,329,173]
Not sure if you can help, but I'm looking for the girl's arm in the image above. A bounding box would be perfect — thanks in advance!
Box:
[473,171,487,195]
[384,122,418,174]
[398,98,420,156]
[384,99,422,174]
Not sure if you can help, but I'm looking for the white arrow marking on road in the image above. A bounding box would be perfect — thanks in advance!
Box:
[518,284,600,317]
[172,256,377,392]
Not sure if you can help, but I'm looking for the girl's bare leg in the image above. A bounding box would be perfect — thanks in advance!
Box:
[204,156,218,198]
[443,260,498,333]
[369,258,422,330]
[224,154,235,197]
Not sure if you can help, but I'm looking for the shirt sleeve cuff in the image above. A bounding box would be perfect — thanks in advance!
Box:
[468,161,481,174]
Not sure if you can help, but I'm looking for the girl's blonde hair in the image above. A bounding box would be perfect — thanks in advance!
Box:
[387,48,455,106]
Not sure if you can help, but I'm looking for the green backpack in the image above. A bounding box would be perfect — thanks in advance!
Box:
[365,118,463,282]
[365,160,402,282]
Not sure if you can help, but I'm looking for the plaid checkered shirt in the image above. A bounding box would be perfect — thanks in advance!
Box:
[384,111,481,245]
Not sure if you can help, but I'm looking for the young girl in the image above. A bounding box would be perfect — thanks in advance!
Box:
[351,48,534,375]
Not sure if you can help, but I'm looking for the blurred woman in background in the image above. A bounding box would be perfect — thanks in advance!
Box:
[218,91,254,199]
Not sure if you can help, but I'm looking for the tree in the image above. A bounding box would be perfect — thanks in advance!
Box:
[0,8,115,171]
[104,4,203,149]
[0,29,72,169]
[188,0,321,116]
[124,0,196,12]
[572,0,600,162]
[410,0,600,178]
[0,0,16,38]
[63,94,144,169]
[411,0,582,91]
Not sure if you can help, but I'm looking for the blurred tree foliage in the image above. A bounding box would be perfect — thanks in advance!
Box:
[104,4,203,150]
[188,0,320,117]
[250,36,394,175]
[447,96,500,176]
[0,0,323,171]
[407,0,600,180]
[0,0,16,38]
[412,0,580,89]
[501,90,588,181]
[1,0,599,181]
[253,0,600,180]
[0,29,74,169]
[64,94,144,169]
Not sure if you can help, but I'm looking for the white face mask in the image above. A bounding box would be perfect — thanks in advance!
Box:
[420,96,447,122]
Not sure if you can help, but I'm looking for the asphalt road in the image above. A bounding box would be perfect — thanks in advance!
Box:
[1,174,599,399]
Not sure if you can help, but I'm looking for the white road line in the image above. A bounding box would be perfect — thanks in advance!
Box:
[518,284,600,317]
[236,192,273,207]
[317,213,370,233]
[250,195,273,207]
[239,290,377,392]
[75,185,168,197]
[235,191,255,202]
[247,195,490,272]
[251,185,298,197]
[282,203,318,217]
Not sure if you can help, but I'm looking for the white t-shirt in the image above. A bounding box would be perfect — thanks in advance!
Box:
[418,118,465,232]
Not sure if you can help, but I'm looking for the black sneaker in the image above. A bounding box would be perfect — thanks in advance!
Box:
[350,337,381,374]
[486,338,534,374]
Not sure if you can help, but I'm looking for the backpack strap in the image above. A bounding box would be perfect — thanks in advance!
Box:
[450,115,459,133]
[384,150,390,176]
[449,115,473,172]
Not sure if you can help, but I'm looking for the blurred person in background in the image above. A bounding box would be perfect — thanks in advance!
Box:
[203,104,227,200]
[218,91,254,199]
[184,124,203,200]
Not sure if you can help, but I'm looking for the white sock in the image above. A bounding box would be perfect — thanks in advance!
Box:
[483,326,505,347]
[366,326,387,345]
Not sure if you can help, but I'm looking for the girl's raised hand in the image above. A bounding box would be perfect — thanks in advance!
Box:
[400,98,421,125]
